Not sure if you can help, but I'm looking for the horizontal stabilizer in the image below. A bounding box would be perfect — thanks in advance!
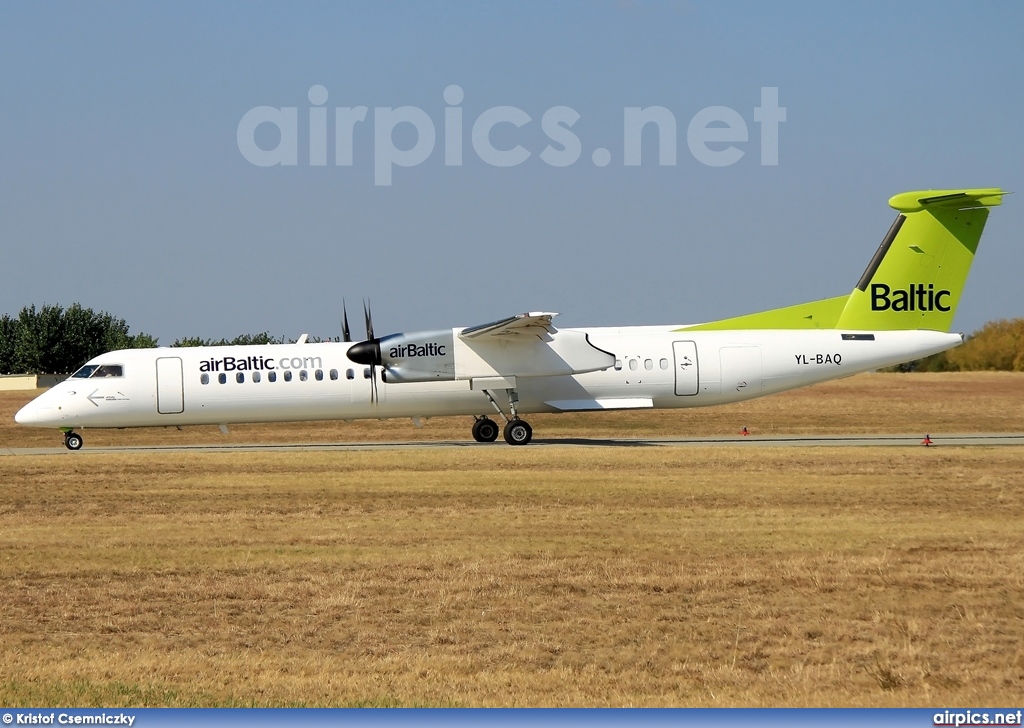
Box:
[887,188,1006,212]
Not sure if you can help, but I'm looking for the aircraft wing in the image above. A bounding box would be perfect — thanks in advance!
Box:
[453,310,613,381]
[375,311,614,383]
[459,312,558,340]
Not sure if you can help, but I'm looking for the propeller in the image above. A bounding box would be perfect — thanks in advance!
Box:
[347,298,382,403]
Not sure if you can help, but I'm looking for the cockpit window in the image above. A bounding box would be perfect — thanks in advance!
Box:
[92,365,124,378]
[72,364,124,378]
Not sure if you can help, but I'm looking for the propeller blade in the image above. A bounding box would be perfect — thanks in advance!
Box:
[357,299,377,404]
[363,299,374,342]
[341,300,352,343]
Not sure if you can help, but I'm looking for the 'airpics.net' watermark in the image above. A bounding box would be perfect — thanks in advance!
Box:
[237,85,786,186]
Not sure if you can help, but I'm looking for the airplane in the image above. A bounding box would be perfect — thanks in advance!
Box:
[15,187,1005,450]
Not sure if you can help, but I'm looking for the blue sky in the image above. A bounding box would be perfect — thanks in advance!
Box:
[1,1,1021,342]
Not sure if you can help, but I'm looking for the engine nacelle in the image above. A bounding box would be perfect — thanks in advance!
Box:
[376,330,457,383]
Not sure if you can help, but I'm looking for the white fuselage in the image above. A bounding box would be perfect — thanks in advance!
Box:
[15,326,961,431]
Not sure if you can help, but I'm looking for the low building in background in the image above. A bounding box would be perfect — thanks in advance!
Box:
[0,374,68,391]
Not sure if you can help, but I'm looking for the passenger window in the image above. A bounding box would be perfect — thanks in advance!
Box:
[201,373,209,385]
[614,359,622,371]
[253,371,261,383]
[268,371,277,382]
[644,359,653,371]
[346,369,355,380]
[284,371,292,382]
[660,358,669,370]
[218,373,227,384]
[236,372,245,383]
[299,370,308,381]
[363,368,371,379]
[628,359,638,371]
[315,369,324,381]
[330,369,339,381]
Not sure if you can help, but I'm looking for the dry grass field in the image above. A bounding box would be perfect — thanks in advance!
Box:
[0,373,1022,707]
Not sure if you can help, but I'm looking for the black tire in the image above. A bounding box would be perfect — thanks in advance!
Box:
[472,418,500,443]
[65,433,83,451]
[503,419,532,446]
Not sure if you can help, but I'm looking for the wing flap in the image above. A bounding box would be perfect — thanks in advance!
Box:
[459,312,558,340]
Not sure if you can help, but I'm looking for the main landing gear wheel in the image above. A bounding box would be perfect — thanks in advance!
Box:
[64,432,83,451]
[472,417,500,443]
[503,419,533,446]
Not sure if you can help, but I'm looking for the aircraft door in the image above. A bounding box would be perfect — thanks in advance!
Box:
[156,357,185,414]
[672,341,699,395]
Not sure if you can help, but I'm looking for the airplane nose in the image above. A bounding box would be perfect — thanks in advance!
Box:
[14,403,33,425]
[15,402,54,426]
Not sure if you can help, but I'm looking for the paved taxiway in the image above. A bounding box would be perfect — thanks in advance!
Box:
[3,433,1024,456]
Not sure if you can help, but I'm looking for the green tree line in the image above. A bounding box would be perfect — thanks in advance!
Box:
[1,303,337,374]
[0,304,158,375]
[172,332,285,347]
[894,318,1024,372]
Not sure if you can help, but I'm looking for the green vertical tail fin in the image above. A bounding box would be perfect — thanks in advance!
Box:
[834,188,1005,331]
[680,188,1005,334]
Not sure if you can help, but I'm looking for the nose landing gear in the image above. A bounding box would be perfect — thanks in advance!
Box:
[63,431,83,451]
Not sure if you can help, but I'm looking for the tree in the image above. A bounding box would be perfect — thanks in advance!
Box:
[172,332,284,347]
[947,319,1024,371]
[14,304,64,374]
[0,303,157,375]
[0,314,16,374]
[883,317,1024,372]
